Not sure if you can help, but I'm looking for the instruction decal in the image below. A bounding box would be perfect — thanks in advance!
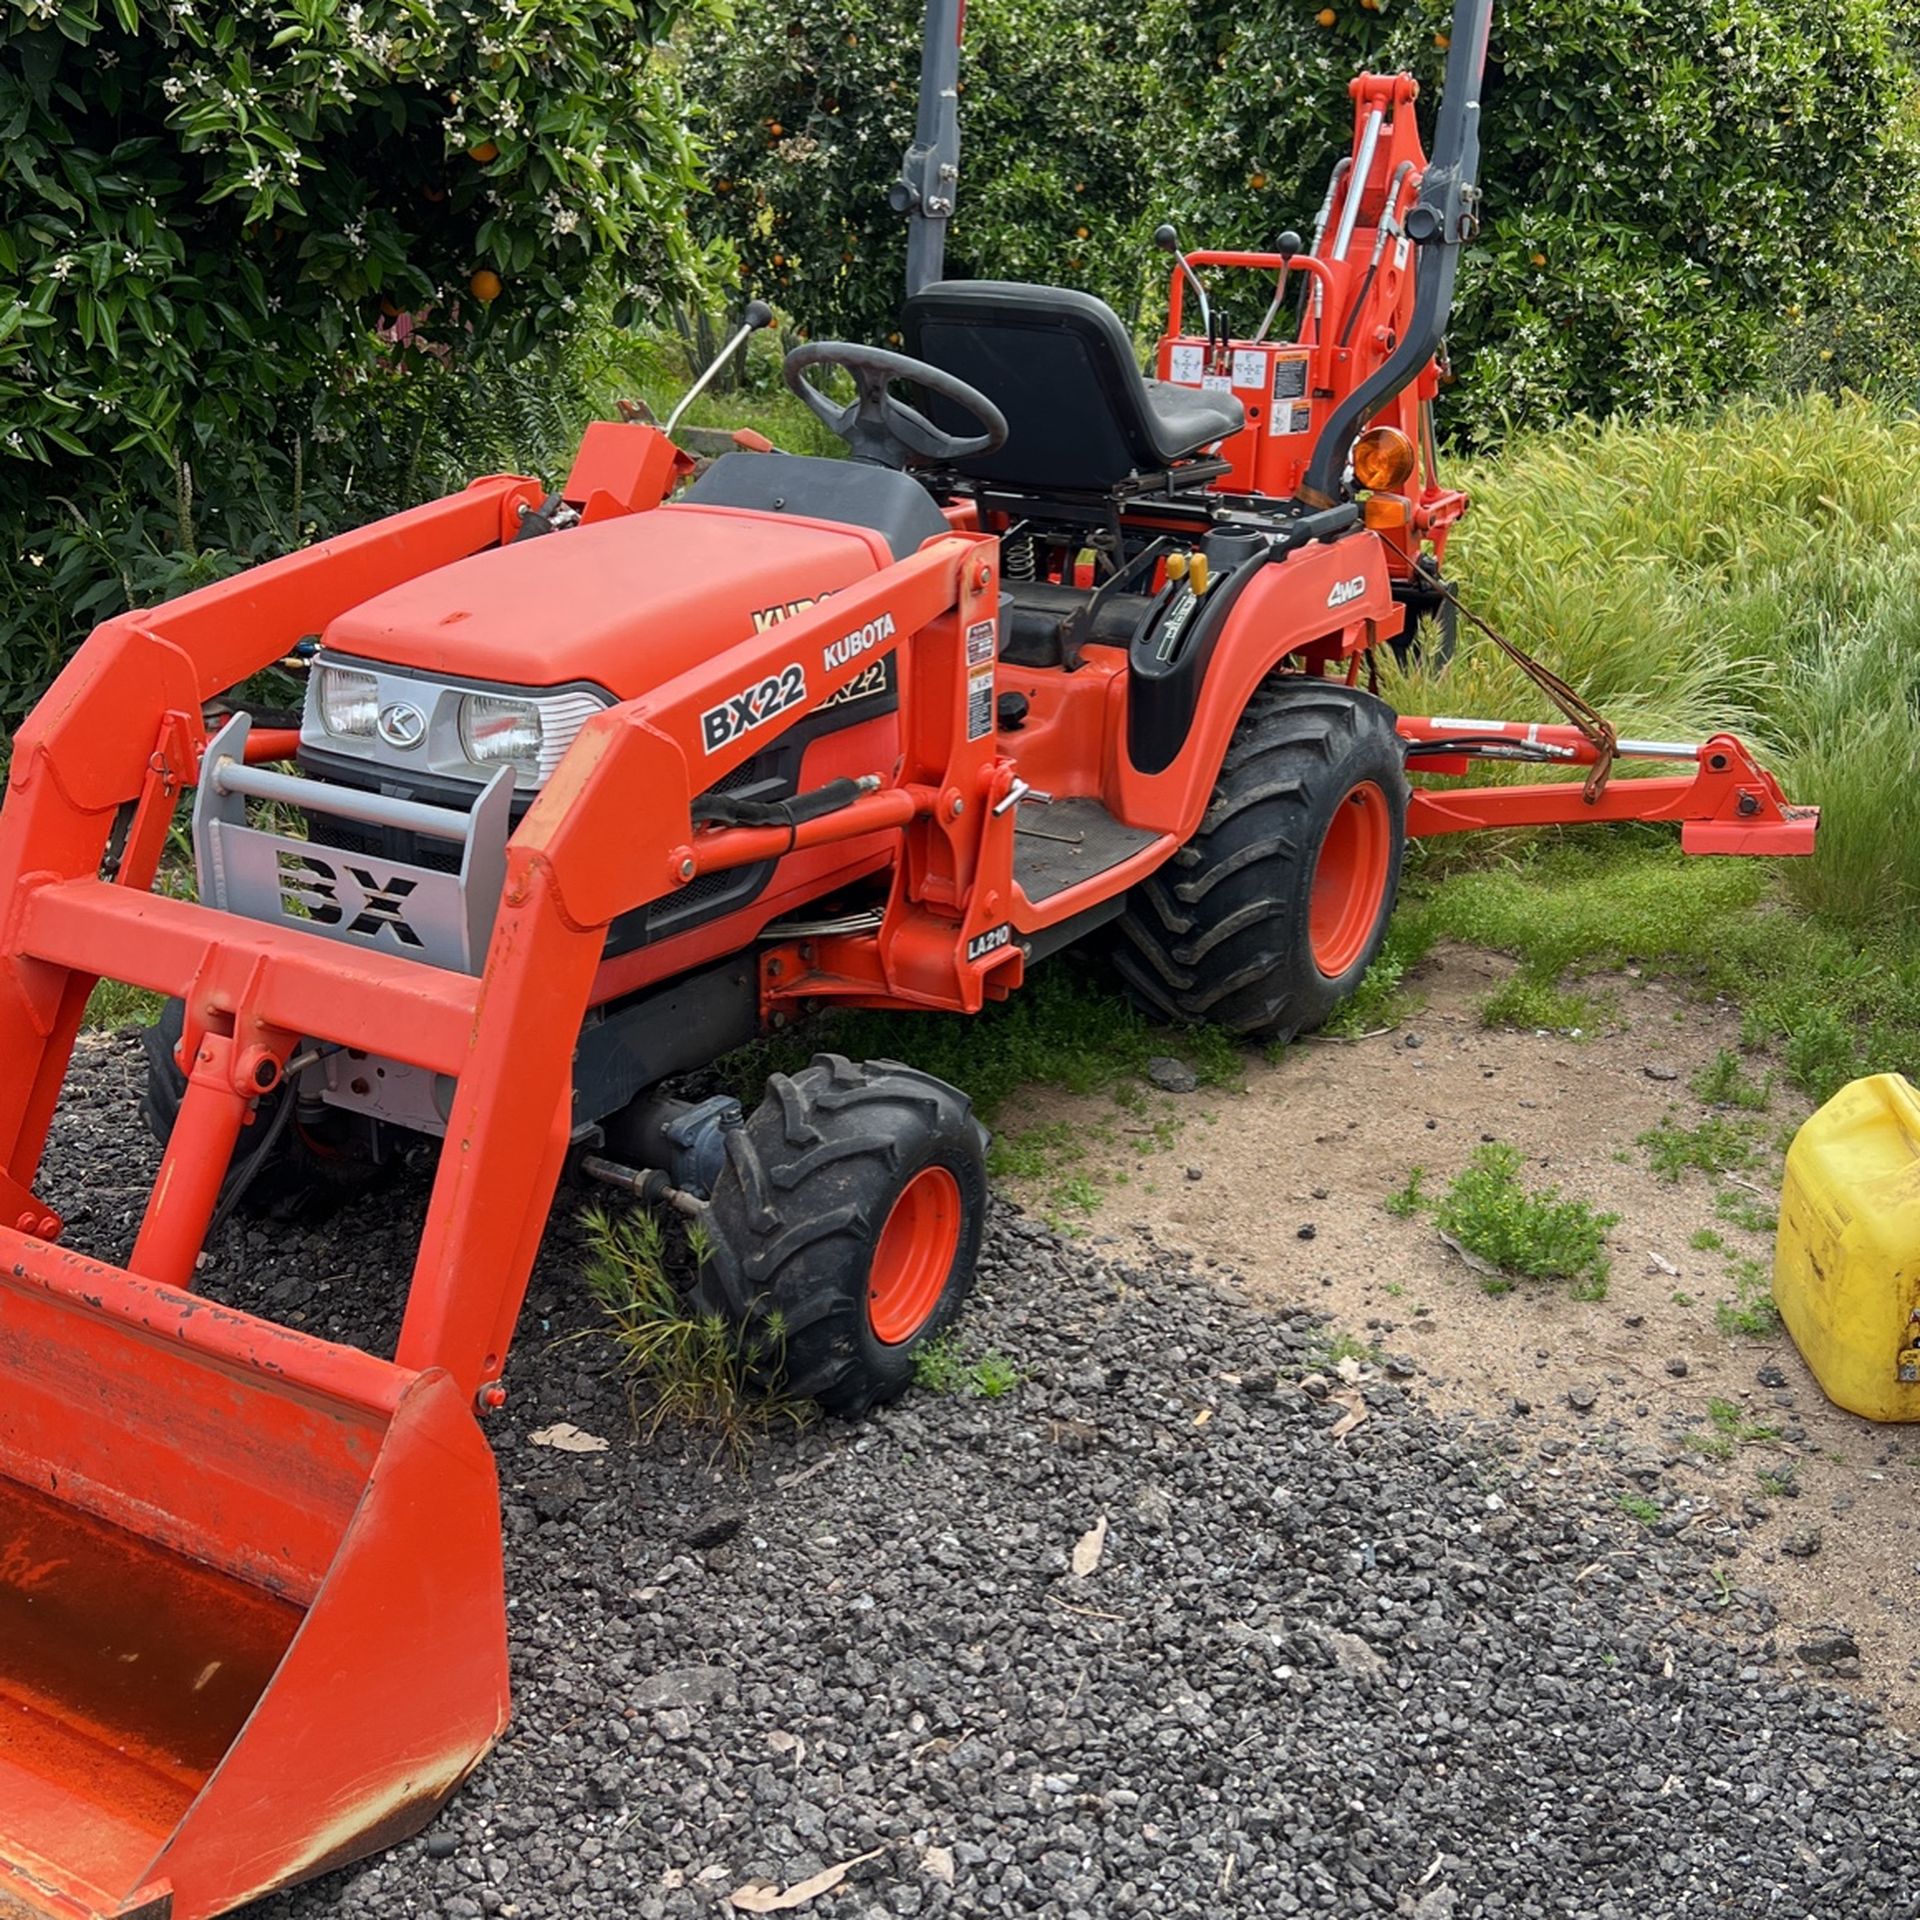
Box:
[1231,348,1267,391]
[967,922,1013,964]
[1168,343,1205,385]
[1269,352,1313,436]
[966,618,997,667]
[966,665,996,741]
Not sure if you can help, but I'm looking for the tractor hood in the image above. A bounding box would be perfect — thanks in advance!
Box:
[323,502,892,696]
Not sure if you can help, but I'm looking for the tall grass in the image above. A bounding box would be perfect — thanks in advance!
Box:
[1387,394,1920,933]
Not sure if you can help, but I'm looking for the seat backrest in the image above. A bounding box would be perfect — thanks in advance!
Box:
[901,281,1173,492]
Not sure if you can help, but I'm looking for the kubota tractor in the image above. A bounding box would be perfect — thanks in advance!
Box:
[0,1,1814,1912]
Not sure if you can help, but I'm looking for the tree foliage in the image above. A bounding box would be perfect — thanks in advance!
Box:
[0,0,711,715]
[697,0,1920,441]
[686,0,1161,343]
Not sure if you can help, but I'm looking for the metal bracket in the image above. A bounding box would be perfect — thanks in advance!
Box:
[191,712,514,975]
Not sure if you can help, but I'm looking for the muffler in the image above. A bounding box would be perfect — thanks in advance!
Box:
[0,1230,508,1920]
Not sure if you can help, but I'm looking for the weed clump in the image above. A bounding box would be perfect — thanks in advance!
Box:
[582,1206,808,1450]
[1431,1142,1618,1298]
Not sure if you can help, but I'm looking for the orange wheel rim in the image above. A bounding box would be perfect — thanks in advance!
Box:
[868,1165,962,1344]
[1309,780,1392,978]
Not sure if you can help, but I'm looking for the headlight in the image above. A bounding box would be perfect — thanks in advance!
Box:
[315,665,379,738]
[457,689,606,787]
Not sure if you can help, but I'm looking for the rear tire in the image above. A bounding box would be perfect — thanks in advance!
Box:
[1115,679,1408,1040]
[140,998,385,1221]
[694,1054,988,1417]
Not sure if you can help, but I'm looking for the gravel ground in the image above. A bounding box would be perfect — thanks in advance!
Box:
[40,1033,1920,1919]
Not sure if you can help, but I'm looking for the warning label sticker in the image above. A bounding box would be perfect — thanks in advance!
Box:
[1168,343,1204,385]
[966,665,996,741]
[1271,352,1310,402]
[965,617,997,667]
[1268,400,1313,437]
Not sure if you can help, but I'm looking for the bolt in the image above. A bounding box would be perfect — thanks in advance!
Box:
[14,1210,34,1232]
[974,562,992,589]
[766,957,783,979]
[482,1384,507,1411]
[678,855,696,881]
[949,795,965,818]
[35,1215,57,1239]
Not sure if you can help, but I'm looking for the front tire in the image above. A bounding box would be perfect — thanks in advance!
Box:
[694,1055,988,1416]
[1115,678,1409,1040]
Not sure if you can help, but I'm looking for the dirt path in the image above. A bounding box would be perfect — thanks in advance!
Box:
[998,942,1920,1720]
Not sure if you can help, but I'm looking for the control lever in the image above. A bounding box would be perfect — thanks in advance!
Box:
[664,299,776,439]
[1154,222,1211,342]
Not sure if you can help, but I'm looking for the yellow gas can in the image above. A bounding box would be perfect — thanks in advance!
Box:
[1775,1072,1920,1422]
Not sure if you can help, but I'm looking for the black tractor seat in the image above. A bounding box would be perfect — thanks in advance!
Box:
[901,281,1245,494]
[678,450,951,561]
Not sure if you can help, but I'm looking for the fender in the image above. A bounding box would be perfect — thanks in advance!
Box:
[1110,530,1399,837]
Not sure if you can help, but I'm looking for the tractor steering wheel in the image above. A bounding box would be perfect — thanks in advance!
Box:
[784,342,1008,468]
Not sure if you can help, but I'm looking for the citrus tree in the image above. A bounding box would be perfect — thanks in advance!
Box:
[0,0,713,719]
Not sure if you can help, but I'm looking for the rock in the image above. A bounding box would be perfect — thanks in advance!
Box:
[1665,1358,1689,1378]
[1568,1384,1598,1413]
[1757,1364,1788,1389]
[1782,1529,1823,1560]
[1146,1056,1198,1094]
[425,1830,459,1861]
[1297,1223,1317,1241]
[586,1764,626,1809]
[1404,1032,1423,1049]
[1795,1627,1859,1672]
[685,1506,745,1549]
[1644,1064,1679,1081]
[1185,1165,1204,1181]
[633,1666,738,1711]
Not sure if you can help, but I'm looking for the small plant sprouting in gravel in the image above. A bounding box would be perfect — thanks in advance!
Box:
[1384,1166,1428,1219]
[1689,1226,1726,1252]
[1433,1142,1619,1299]
[1638,1114,1763,1183]
[1617,1491,1661,1526]
[582,1206,808,1450]
[913,1334,1021,1399]
[1692,1047,1774,1112]
[1672,1290,1695,1308]
[1478,971,1597,1035]
[1757,1465,1798,1500]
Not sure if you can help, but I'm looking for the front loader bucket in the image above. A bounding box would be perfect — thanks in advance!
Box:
[0,1230,509,1920]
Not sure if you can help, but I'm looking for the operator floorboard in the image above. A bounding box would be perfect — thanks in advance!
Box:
[1013,797,1161,904]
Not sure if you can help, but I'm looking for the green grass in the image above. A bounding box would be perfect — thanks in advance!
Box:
[736,963,1239,1127]
[1617,1491,1661,1526]
[1432,1142,1619,1299]
[1478,971,1600,1034]
[1692,1047,1773,1111]
[1638,1115,1764,1184]
[1384,1166,1428,1219]
[1687,1394,1782,1459]
[1689,1226,1726,1253]
[1715,1254,1783,1337]
[1320,921,1429,1037]
[1713,1186,1778,1235]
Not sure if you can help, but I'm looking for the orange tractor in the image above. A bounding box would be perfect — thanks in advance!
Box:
[0,1,1812,1912]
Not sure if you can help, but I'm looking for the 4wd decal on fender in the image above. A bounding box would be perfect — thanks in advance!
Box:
[1327,575,1369,610]
[700,665,807,753]
[966,922,1013,964]
[823,611,896,672]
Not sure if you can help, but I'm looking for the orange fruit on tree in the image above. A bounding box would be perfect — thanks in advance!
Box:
[469,268,503,303]
[1316,7,1336,25]
[467,140,498,164]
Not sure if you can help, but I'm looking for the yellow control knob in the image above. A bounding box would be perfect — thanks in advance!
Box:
[1165,552,1189,582]
[1190,553,1211,597]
